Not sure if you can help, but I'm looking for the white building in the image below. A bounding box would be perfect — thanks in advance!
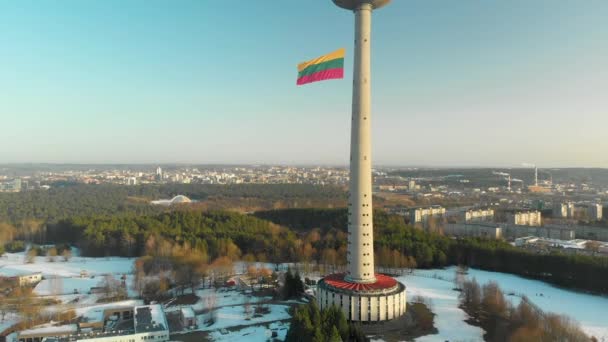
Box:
[553,201,575,218]
[17,305,169,342]
[318,274,407,322]
[155,167,163,181]
[445,223,503,239]
[464,208,494,223]
[588,203,603,221]
[553,201,602,221]
[410,206,446,225]
[510,211,542,227]
[408,180,416,191]
[0,269,42,286]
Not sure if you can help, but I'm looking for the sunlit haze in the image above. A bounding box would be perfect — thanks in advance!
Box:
[1,0,606,166]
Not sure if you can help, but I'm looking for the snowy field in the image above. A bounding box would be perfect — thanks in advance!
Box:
[0,250,139,336]
[397,267,608,341]
[0,252,134,278]
[2,250,606,342]
[207,320,289,342]
[396,271,483,342]
[193,288,273,310]
[196,304,291,332]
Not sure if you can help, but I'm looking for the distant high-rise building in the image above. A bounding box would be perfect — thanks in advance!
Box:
[588,203,603,221]
[465,208,495,223]
[3,179,22,192]
[553,201,575,218]
[156,167,163,181]
[127,177,137,186]
[510,211,542,227]
[553,201,602,221]
[410,206,446,226]
[408,179,416,191]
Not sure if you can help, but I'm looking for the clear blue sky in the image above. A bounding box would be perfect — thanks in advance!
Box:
[1,0,606,167]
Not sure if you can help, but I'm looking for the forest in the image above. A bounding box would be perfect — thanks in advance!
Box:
[458,277,590,341]
[1,204,608,294]
[0,183,346,223]
[257,208,608,294]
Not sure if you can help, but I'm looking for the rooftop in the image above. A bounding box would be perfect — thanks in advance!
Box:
[321,273,399,292]
[134,304,168,333]
[19,324,77,337]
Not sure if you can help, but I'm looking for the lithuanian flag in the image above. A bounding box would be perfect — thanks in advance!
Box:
[297,48,345,86]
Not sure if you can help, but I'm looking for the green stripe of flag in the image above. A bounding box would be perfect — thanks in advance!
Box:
[298,58,344,78]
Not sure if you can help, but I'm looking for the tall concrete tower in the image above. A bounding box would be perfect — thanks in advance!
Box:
[317,0,407,323]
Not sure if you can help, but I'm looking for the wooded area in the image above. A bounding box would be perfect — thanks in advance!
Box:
[458,277,591,341]
[0,183,346,223]
[1,201,607,294]
[257,208,608,294]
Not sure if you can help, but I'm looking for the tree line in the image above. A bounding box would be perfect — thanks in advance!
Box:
[286,301,367,342]
[0,183,346,223]
[458,277,591,341]
[44,210,301,263]
[257,208,608,294]
[2,205,608,294]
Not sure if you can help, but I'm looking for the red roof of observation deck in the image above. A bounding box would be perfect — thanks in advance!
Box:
[322,273,397,292]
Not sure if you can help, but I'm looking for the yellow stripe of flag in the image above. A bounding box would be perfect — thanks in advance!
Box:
[297,48,346,72]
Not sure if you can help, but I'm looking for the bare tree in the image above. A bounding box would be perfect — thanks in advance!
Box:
[585,241,601,254]
[47,247,58,262]
[62,249,72,262]
[26,248,37,264]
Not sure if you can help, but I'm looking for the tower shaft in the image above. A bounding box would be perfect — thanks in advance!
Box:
[346,2,375,284]
[318,0,406,323]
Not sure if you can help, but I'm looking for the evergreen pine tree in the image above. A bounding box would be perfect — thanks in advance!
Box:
[329,326,342,342]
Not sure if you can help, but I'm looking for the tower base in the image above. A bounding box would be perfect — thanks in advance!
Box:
[317,273,406,322]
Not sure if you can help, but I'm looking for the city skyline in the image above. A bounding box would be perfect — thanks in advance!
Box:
[1,0,607,167]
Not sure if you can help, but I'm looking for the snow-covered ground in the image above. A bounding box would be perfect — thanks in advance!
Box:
[0,313,20,335]
[197,304,290,332]
[3,250,605,342]
[0,250,138,336]
[34,275,137,298]
[0,252,134,278]
[191,288,272,311]
[396,267,608,341]
[207,320,289,342]
[396,271,483,342]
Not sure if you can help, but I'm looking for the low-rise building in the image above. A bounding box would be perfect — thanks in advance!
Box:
[514,237,605,252]
[0,269,42,286]
[17,324,78,342]
[180,307,196,329]
[445,223,503,239]
[503,224,575,240]
[17,304,169,342]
